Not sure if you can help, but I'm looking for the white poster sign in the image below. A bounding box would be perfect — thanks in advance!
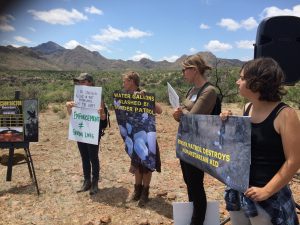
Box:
[173,201,219,225]
[74,85,102,110]
[68,107,100,145]
[167,82,180,108]
[68,85,102,145]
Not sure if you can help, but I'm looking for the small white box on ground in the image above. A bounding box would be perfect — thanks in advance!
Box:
[173,201,219,225]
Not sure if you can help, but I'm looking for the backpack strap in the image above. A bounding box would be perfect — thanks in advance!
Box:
[186,82,211,99]
[243,103,252,116]
[196,82,211,99]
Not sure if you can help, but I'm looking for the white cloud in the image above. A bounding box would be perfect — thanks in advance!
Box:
[11,44,21,48]
[236,40,255,49]
[85,6,103,15]
[204,40,232,52]
[130,51,152,61]
[14,36,31,44]
[28,8,87,25]
[64,40,81,49]
[261,5,300,18]
[189,47,197,53]
[200,23,210,29]
[218,17,258,31]
[160,55,179,62]
[92,26,152,43]
[241,17,258,30]
[64,40,109,52]
[217,18,240,31]
[0,14,15,32]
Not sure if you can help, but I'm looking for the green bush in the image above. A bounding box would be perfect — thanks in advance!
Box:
[0,70,299,112]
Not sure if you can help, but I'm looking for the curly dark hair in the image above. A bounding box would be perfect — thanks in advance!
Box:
[241,57,286,101]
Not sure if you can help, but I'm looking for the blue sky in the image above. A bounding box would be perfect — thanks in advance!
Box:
[0,0,300,62]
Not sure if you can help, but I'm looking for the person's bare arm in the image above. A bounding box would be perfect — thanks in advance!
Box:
[155,102,162,114]
[66,101,75,115]
[245,107,300,201]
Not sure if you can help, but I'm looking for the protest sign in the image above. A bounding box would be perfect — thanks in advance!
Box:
[74,85,101,110]
[167,82,180,108]
[0,99,38,142]
[176,114,251,192]
[113,91,157,171]
[68,85,102,145]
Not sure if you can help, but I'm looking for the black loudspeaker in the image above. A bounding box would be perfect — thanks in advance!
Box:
[254,16,300,85]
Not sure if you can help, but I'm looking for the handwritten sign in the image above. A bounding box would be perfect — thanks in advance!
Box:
[68,107,100,145]
[68,86,102,145]
[74,85,101,110]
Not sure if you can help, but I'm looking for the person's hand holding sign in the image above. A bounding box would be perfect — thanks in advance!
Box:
[220,110,232,121]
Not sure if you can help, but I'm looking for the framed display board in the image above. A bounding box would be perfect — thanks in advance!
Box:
[0,99,38,142]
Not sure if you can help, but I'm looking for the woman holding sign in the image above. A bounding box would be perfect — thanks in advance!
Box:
[120,71,162,206]
[172,53,218,225]
[221,58,300,225]
[66,73,107,195]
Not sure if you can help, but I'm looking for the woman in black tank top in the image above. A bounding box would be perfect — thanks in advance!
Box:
[221,58,300,225]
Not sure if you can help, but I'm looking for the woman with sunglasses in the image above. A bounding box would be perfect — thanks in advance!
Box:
[172,53,218,225]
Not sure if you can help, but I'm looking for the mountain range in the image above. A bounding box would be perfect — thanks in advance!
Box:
[0,41,244,71]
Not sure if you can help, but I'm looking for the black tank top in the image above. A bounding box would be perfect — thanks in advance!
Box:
[244,102,287,187]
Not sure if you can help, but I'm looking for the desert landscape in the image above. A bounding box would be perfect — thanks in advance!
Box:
[0,103,299,225]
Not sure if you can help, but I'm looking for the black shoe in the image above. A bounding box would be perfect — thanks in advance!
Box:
[77,179,91,193]
[89,179,99,195]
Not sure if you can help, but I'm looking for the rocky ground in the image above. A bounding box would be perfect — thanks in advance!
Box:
[0,103,299,225]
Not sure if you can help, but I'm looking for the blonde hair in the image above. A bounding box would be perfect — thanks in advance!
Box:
[122,71,140,87]
[182,53,212,75]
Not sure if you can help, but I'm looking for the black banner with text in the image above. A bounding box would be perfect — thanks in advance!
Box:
[113,91,157,171]
[176,114,251,192]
